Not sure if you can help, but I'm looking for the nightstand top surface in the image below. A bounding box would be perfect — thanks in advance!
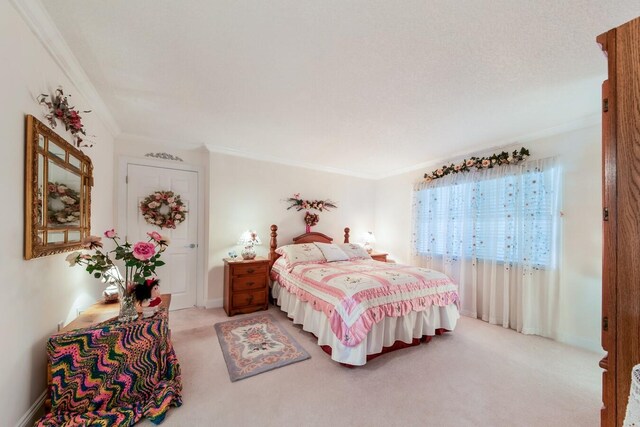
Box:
[224,256,269,264]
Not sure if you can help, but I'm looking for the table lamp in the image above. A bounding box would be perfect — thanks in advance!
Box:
[362,231,376,254]
[101,265,123,303]
[238,230,262,260]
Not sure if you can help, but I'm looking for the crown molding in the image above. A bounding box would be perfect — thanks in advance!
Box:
[122,116,601,181]
[118,132,376,179]
[205,143,377,180]
[10,0,121,138]
[121,112,599,181]
[376,112,601,180]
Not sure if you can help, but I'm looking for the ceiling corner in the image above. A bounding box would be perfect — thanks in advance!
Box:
[10,0,121,138]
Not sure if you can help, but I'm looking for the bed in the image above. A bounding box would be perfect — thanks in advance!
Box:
[268,225,460,366]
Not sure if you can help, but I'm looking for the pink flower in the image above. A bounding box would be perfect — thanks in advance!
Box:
[104,229,116,238]
[466,159,475,167]
[132,242,156,260]
[482,159,490,167]
[147,231,162,242]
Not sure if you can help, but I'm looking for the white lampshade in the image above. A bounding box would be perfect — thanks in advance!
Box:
[362,231,376,244]
[238,230,262,246]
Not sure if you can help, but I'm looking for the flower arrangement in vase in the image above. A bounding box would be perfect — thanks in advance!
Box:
[66,229,169,322]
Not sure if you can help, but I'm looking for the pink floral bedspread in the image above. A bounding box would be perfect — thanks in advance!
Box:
[271,259,459,347]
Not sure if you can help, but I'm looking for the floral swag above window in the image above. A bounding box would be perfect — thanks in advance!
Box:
[423,147,530,182]
[140,191,188,229]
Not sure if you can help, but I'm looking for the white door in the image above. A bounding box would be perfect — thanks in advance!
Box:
[126,163,198,310]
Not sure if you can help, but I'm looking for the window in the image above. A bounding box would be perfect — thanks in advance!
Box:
[413,162,559,267]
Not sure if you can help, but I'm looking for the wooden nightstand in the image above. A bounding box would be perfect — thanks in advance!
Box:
[223,257,270,316]
[370,252,388,262]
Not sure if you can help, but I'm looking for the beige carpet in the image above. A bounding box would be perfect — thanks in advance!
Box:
[140,306,601,427]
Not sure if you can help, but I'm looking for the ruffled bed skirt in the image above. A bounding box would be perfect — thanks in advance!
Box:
[272,281,460,366]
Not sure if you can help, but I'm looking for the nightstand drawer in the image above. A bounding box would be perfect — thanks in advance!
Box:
[232,276,266,292]
[232,290,267,308]
[232,263,268,277]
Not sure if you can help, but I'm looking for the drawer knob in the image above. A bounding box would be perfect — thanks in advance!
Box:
[247,269,255,273]
[246,282,255,286]
[247,295,254,303]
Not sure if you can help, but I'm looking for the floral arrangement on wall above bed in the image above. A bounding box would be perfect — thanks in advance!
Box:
[286,194,336,232]
[423,147,530,182]
[37,87,92,148]
[286,194,337,212]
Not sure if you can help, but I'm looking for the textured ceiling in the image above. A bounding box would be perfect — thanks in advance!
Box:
[42,1,640,178]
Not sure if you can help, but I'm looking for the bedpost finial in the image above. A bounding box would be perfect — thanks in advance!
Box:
[344,227,350,243]
[269,225,279,267]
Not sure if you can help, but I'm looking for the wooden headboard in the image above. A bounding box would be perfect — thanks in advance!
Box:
[268,224,350,269]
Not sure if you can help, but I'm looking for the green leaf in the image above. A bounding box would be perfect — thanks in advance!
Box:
[155,260,165,267]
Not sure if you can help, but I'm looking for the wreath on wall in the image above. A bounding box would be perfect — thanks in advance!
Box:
[139,191,188,229]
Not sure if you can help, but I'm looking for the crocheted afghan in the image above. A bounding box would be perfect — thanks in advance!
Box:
[36,311,182,426]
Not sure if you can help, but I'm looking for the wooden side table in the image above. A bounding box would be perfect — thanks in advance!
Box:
[46,295,172,412]
[59,294,172,333]
[223,257,270,316]
[370,252,388,262]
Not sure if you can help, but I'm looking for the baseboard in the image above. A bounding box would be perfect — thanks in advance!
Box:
[204,298,223,309]
[459,309,477,318]
[460,311,602,354]
[16,390,46,427]
[555,332,603,354]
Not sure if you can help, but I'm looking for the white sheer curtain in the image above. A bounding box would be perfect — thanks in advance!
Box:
[411,157,561,338]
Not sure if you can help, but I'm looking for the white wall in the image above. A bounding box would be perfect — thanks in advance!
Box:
[375,125,603,352]
[208,152,376,304]
[1,3,115,425]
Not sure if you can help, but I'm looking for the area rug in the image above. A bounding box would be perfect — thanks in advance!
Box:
[214,313,310,382]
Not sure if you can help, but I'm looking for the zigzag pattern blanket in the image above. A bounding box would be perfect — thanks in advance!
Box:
[37,310,182,426]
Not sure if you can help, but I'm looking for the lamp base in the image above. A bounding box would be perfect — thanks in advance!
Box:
[241,246,256,260]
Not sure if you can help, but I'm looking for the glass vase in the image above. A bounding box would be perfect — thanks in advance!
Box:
[305,225,311,233]
[118,283,138,322]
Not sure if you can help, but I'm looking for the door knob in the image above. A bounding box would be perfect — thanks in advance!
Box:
[185,243,196,249]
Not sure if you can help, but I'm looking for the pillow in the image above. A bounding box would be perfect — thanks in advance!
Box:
[275,243,326,268]
[337,243,372,260]
[314,242,350,262]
